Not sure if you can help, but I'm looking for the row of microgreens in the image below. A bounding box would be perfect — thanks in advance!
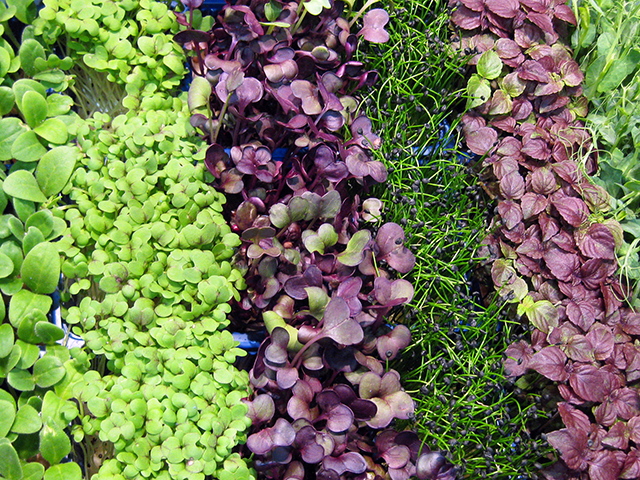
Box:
[174,0,459,478]
[359,0,552,478]
[0,1,89,479]
[451,0,640,478]
[569,0,640,308]
[1,1,257,480]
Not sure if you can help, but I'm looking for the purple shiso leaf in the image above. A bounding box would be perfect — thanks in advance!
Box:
[503,340,534,377]
[498,200,523,229]
[546,428,588,471]
[452,6,481,30]
[529,346,569,382]
[588,450,622,480]
[622,448,640,479]
[576,223,616,260]
[551,194,589,227]
[557,402,591,433]
[359,9,390,43]
[466,126,498,155]
[569,364,616,403]
[586,324,615,361]
[499,170,525,200]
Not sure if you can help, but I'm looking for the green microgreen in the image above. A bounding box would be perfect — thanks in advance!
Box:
[359,0,552,477]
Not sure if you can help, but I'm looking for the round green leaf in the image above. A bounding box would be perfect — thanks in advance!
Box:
[36,145,78,197]
[11,404,41,434]
[0,438,23,480]
[0,86,15,116]
[0,46,10,78]
[0,399,15,437]
[33,117,68,144]
[0,118,27,161]
[23,225,45,255]
[12,79,47,112]
[35,321,64,345]
[466,74,492,109]
[477,50,503,80]
[0,251,14,278]
[33,354,65,388]
[40,424,71,465]
[21,241,60,294]
[25,209,54,238]
[17,309,48,343]
[20,90,48,128]
[11,130,46,162]
[8,289,51,328]
[3,170,47,203]
[22,462,45,480]
[7,368,35,391]
[43,462,82,480]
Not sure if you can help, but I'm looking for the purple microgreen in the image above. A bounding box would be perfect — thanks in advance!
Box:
[243,394,276,426]
[345,145,388,182]
[247,418,296,456]
[376,325,412,361]
[375,222,416,273]
[322,452,367,475]
[358,9,390,44]
[358,371,415,428]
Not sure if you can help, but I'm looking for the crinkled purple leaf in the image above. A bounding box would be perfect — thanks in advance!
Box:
[503,340,534,377]
[570,364,612,403]
[622,448,640,479]
[547,428,588,471]
[466,126,497,156]
[552,195,589,227]
[586,324,614,361]
[486,0,519,17]
[451,6,481,29]
[498,200,523,229]
[499,170,525,200]
[576,223,615,260]
[588,450,622,480]
[543,247,579,282]
[530,346,569,381]
[557,402,591,433]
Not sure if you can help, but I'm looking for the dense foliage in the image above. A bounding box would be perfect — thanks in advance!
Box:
[451,0,640,478]
[176,0,455,478]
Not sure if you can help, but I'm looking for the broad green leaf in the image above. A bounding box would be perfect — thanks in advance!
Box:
[597,55,636,92]
[8,368,35,391]
[188,76,212,112]
[36,145,78,197]
[23,226,45,255]
[303,0,331,15]
[35,322,64,345]
[19,39,45,77]
[0,399,15,437]
[0,117,27,161]
[477,50,503,80]
[11,130,47,163]
[20,90,48,128]
[25,209,54,238]
[0,86,15,116]
[43,462,82,480]
[0,323,12,356]
[0,251,14,278]
[0,438,23,480]
[33,354,65,388]
[40,424,71,465]
[12,79,47,112]
[0,46,10,78]
[336,230,371,266]
[33,117,67,144]
[21,241,60,294]
[22,462,45,480]
[13,197,35,223]
[466,74,492,109]
[3,170,47,203]
[11,404,41,433]
[17,309,48,343]
[46,93,73,116]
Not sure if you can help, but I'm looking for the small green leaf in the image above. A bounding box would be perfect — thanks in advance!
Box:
[0,399,16,437]
[3,170,47,203]
[43,462,82,480]
[0,323,13,357]
[0,46,10,78]
[0,251,14,278]
[303,0,331,15]
[21,90,48,128]
[9,289,51,328]
[36,145,78,197]
[337,230,371,266]
[33,117,68,144]
[466,74,492,109]
[8,368,35,391]
[0,437,23,480]
[23,225,45,255]
[22,462,45,480]
[264,0,282,21]
[40,424,71,465]
[11,404,42,434]
[11,130,47,163]
[33,354,65,388]
[0,86,15,116]
[35,322,64,345]
[25,209,54,238]
[21,241,60,294]
[0,117,27,161]
[477,50,503,80]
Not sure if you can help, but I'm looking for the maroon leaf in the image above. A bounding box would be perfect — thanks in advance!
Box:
[558,402,590,433]
[547,428,588,471]
[503,340,534,377]
[485,0,519,17]
[466,126,498,156]
[569,364,611,403]
[621,312,640,336]
[622,448,640,479]
[521,192,548,219]
[529,346,569,381]
[602,421,628,449]
[552,160,582,185]
[322,297,364,346]
[552,195,589,227]
[500,170,526,200]
[563,334,594,363]
[498,200,523,229]
[566,300,597,332]
[518,60,551,83]
[247,418,296,455]
[451,6,481,29]
[586,324,614,361]
[543,247,579,282]
[521,138,551,160]
[323,452,367,475]
[611,388,640,420]
[576,223,616,260]
[588,450,622,480]
[495,38,521,58]
[539,213,560,241]
[531,167,557,195]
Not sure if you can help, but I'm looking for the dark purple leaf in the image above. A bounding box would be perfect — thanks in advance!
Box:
[277,367,299,389]
[552,160,582,185]
[451,6,481,29]
[345,145,387,182]
[622,448,640,479]
[518,60,551,83]
[291,80,322,115]
[529,346,569,381]
[602,421,628,449]
[586,324,614,361]
[284,266,323,300]
[576,223,616,260]
[503,340,534,377]
[552,195,589,227]
[375,222,415,273]
[325,403,355,434]
[543,247,579,282]
[520,193,548,220]
[323,452,367,475]
[416,451,449,480]
[466,126,498,156]
[265,327,290,367]
[295,426,334,464]
[570,364,611,403]
[521,138,551,160]
[621,312,640,336]
[531,167,557,195]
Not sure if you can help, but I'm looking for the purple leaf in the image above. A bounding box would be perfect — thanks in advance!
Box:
[499,171,525,200]
[569,364,612,403]
[325,404,355,434]
[265,327,290,367]
[451,6,481,29]
[543,247,579,282]
[345,145,387,182]
[243,394,276,426]
[322,297,364,346]
[376,325,411,361]
[529,346,569,381]
[323,452,367,475]
[416,451,450,480]
[485,0,519,18]
[588,450,622,480]
[291,80,322,115]
[586,324,614,361]
[547,428,588,471]
[552,195,589,227]
[498,200,523,229]
[359,9,390,43]
[503,340,534,377]
[576,223,616,260]
[247,418,296,455]
[466,126,497,156]
[374,277,415,309]
[622,448,640,479]
[381,444,411,469]
[375,222,416,273]
[557,402,590,433]
[295,426,334,464]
